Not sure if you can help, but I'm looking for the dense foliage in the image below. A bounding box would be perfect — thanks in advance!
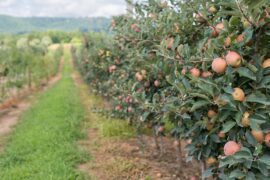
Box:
[0,34,62,105]
[73,0,270,179]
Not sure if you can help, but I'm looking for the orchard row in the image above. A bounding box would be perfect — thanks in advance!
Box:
[73,1,270,179]
[0,33,62,109]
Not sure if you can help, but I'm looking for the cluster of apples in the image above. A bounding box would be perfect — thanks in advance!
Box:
[184,5,270,173]
[75,1,270,179]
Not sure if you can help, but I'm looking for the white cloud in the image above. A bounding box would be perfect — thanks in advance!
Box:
[0,0,127,17]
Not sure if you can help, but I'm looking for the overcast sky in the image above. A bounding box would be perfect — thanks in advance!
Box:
[0,0,128,17]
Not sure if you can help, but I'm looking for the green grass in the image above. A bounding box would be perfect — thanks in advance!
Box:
[75,78,136,139]
[99,119,136,138]
[80,93,136,139]
[0,52,89,180]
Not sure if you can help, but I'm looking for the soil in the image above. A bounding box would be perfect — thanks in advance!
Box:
[79,130,201,180]
[72,65,201,180]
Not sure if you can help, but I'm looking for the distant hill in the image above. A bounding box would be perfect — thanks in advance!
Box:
[0,15,111,34]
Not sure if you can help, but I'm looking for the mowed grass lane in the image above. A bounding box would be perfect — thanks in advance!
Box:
[0,52,89,179]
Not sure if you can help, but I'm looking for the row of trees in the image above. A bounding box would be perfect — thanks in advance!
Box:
[0,34,62,107]
[73,0,270,179]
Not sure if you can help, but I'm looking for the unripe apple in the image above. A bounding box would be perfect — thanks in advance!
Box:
[125,96,131,103]
[181,68,187,75]
[190,68,201,77]
[127,106,133,113]
[154,80,161,87]
[252,130,264,144]
[166,37,174,49]
[232,88,245,102]
[206,123,214,131]
[264,134,270,148]
[131,23,137,30]
[109,65,117,73]
[149,13,157,20]
[174,23,181,33]
[159,1,167,8]
[208,110,217,118]
[114,58,121,65]
[141,69,147,76]
[236,34,244,43]
[135,72,144,81]
[201,71,213,78]
[218,131,226,138]
[212,58,227,74]
[242,19,251,28]
[208,6,217,13]
[157,73,163,80]
[131,23,141,32]
[215,22,225,34]
[211,26,218,37]
[195,13,206,23]
[206,157,217,166]
[262,58,270,68]
[144,81,150,88]
[224,141,241,156]
[241,112,250,127]
[115,105,123,111]
[158,126,165,133]
[224,37,232,47]
[225,51,242,67]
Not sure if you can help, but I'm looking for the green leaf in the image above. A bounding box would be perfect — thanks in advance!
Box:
[219,156,234,168]
[243,0,266,9]
[229,169,245,179]
[182,77,191,90]
[260,76,270,87]
[197,82,214,97]
[258,162,269,176]
[233,148,252,160]
[246,131,257,146]
[254,144,263,156]
[246,172,256,180]
[174,82,186,96]
[173,35,180,50]
[190,100,210,112]
[246,93,270,105]
[190,93,211,101]
[235,111,243,126]
[237,67,256,80]
[229,16,241,27]
[258,155,270,166]
[250,116,266,130]
[221,121,236,133]
[219,156,243,168]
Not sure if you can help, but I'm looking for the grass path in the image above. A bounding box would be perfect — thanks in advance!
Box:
[0,49,89,180]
